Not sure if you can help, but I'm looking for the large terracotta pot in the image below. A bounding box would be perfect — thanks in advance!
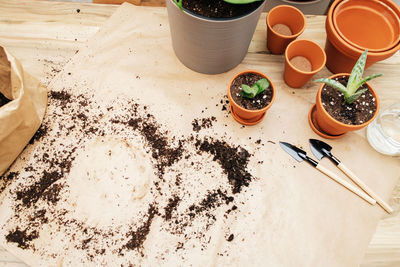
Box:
[166,0,266,74]
[313,73,380,136]
[325,0,400,73]
[228,70,276,126]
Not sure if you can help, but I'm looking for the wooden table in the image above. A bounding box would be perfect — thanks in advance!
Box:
[0,0,399,266]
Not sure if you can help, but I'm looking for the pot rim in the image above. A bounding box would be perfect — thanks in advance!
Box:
[167,0,266,23]
[228,70,276,114]
[266,5,306,39]
[332,0,400,53]
[285,39,326,75]
[316,73,380,129]
[327,0,400,57]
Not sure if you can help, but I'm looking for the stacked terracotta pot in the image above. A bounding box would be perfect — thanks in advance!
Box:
[325,0,400,73]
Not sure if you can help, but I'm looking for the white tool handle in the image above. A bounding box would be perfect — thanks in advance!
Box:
[316,164,376,205]
[337,163,393,214]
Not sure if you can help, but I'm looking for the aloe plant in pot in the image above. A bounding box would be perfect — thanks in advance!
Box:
[167,0,266,74]
[310,50,382,138]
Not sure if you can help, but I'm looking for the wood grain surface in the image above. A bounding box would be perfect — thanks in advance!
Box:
[0,0,399,266]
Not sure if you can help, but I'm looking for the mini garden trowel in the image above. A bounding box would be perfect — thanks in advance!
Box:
[279,141,376,205]
[309,139,393,214]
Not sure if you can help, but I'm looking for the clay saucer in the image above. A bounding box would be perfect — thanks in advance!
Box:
[308,104,346,139]
[230,105,266,126]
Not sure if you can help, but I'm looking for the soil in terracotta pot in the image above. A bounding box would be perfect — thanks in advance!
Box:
[230,73,273,110]
[181,0,263,19]
[290,56,312,72]
[272,24,292,36]
[0,92,10,108]
[321,76,377,125]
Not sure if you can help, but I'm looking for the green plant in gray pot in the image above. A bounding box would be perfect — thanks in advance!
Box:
[167,0,266,74]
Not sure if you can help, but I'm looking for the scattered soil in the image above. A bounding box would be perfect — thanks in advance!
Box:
[188,189,234,219]
[230,72,273,110]
[227,234,234,242]
[123,205,158,256]
[192,116,216,132]
[290,56,312,72]
[4,82,263,263]
[272,23,292,36]
[0,171,19,194]
[164,195,181,221]
[5,228,39,249]
[181,0,263,19]
[321,76,377,125]
[29,125,49,145]
[15,171,62,208]
[195,138,252,194]
[0,92,10,108]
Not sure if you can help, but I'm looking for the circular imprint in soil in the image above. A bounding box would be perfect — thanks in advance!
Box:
[64,136,155,227]
[272,23,292,36]
[308,104,346,139]
[290,56,312,72]
[230,105,266,126]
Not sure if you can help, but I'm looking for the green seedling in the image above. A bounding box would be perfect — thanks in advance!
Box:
[174,0,262,10]
[174,0,183,10]
[314,49,382,104]
[241,78,269,99]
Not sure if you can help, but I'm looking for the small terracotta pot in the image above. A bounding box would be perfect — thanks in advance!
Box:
[284,39,326,88]
[313,73,380,136]
[228,70,276,126]
[266,5,305,55]
[325,0,400,73]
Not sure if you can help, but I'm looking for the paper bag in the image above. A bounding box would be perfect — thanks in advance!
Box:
[0,46,47,175]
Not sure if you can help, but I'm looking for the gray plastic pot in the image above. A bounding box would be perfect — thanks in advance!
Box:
[166,0,266,74]
[264,0,331,15]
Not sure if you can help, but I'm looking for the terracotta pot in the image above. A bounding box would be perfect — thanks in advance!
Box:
[284,39,326,88]
[333,0,400,52]
[313,73,380,136]
[325,0,400,73]
[308,104,346,139]
[228,70,276,126]
[266,5,305,55]
[166,0,266,74]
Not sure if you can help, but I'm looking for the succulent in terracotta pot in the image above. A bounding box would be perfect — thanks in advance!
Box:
[310,49,381,138]
[228,70,276,126]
